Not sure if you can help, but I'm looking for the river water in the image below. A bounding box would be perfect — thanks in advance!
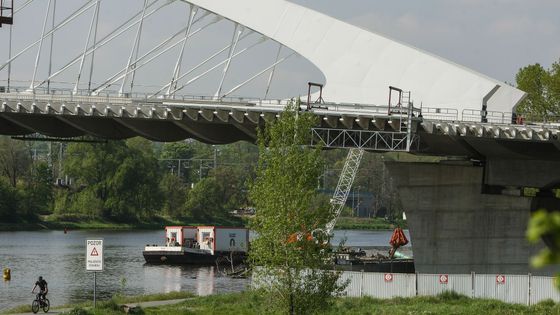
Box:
[0,229,410,310]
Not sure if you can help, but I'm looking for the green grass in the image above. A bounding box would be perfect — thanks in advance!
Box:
[5,291,559,315]
[334,217,406,230]
[142,291,560,315]
[2,291,195,314]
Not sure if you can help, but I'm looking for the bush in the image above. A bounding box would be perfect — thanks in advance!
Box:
[437,290,469,302]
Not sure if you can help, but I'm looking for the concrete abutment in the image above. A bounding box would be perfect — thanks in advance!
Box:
[386,161,558,276]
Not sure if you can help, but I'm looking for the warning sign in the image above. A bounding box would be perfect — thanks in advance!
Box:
[384,273,393,282]
[86,239,104,271]
[439,274,449,284]
[496,274,506,284]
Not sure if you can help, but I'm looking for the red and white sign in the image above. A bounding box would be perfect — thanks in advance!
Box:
[86,239,104,271]
[496,274,506,284]
[384,273,393,282]
[439,274,449,284]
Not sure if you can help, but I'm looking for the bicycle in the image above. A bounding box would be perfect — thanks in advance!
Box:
[31,293,50,313]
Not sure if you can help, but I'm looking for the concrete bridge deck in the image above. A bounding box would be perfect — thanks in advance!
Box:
[2,92,559,161]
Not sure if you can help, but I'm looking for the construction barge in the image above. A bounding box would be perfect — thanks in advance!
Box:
[143,225,249,265]
[334,248,415,273]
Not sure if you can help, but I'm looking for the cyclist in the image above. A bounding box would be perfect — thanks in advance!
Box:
[32,276,48,305]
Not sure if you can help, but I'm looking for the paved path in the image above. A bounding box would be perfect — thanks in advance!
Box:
[8,298,190,315]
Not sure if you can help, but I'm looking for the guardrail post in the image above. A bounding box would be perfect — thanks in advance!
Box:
[415,272,418,296]
[527,273,532,306]
[360,270,364,297]
[471,271,475,298]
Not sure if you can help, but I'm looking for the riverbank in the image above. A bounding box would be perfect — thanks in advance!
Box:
[2,291,195,314]
[0,215,401,232]
[0,214,244,231]
[4,291,558,315]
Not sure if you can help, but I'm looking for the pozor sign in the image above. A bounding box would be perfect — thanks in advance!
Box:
[86,239,104,308]
[86,239,104,271]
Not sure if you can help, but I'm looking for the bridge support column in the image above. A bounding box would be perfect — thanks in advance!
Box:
[386,162,555,275]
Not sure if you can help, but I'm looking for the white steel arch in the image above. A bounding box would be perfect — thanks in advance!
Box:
[185,0,525,112]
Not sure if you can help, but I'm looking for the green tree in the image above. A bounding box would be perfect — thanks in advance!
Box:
[159,173,187,217]
[0,177,20,221]
[249,105,344,315]
[62,139,162,220]
[19,162,54,217]
[0,137,32,187]
[515,60,560,121]
[184,177,224,220]
[527,210,560,289]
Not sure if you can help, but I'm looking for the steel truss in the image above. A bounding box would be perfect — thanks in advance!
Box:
[324,148,364,235]
[311,128,420,152]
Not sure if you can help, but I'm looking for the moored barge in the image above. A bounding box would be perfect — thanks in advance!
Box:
[143,225,249,265]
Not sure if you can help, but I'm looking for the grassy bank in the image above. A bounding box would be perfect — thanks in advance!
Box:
[0,214,244,232]
[334,217,406,230]
[6,291,558,315]
[2,291,195,314]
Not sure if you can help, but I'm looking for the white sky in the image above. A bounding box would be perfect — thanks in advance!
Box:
[1,0,559,99]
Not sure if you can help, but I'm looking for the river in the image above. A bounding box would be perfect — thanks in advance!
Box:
[0,229,410,310]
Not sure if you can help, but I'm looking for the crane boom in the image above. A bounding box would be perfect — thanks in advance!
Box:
[324,148,364,235]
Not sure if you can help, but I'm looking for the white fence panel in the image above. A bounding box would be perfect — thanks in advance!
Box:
[474,274,529,305]
[362,272,416,299]
[339,271,362,297]
[417,274,472,297]
[530,276,560,304]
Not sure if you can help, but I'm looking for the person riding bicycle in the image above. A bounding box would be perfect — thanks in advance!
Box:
[32,276,48,304]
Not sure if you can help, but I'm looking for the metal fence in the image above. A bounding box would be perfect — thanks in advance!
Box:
[336,271,559,305]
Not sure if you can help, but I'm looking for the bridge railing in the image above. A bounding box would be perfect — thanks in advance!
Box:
[0,84,291,107]
[420,107,458,121]
[461,109,513,124]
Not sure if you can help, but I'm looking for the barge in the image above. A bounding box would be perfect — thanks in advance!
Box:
[143,225,249,265]
[334,249,415,273]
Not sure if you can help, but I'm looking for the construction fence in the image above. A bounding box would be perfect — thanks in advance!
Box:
[338,271,560,305]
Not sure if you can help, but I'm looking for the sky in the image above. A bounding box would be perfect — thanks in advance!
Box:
[294,0,560,84]
[0,0,559,99]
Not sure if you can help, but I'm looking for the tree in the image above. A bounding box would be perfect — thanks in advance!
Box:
[527,210,560,289]
[0,137,32,187]
[184,177,224,220]
[515,60,560,121]
[62,139,162,220]
[0,177,20,221]
[159,173,187,217]
[249,104,344,315]
[19,162,54,217]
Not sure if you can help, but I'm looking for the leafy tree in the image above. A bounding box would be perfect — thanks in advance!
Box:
[527,210,560,289]
[160,141,195,182]
[19,162,54,217]
[0,137,32,187]
[515,60,560,121]
[159,173,187,217]
[62,139,162,220]
[0,177,20,221]
[184,177,224,220]
[249,104,344,315]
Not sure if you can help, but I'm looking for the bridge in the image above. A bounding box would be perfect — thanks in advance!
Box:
[1,0,560,275]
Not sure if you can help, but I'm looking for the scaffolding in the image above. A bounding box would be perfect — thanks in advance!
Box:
[0,0,13,27]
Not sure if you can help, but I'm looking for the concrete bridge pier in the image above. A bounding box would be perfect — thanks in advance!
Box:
[386,161,559,276]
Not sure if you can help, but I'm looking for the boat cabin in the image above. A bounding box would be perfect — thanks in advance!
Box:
[163,225,248,255]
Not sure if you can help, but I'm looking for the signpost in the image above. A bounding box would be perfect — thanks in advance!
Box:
[86,239,104,308]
